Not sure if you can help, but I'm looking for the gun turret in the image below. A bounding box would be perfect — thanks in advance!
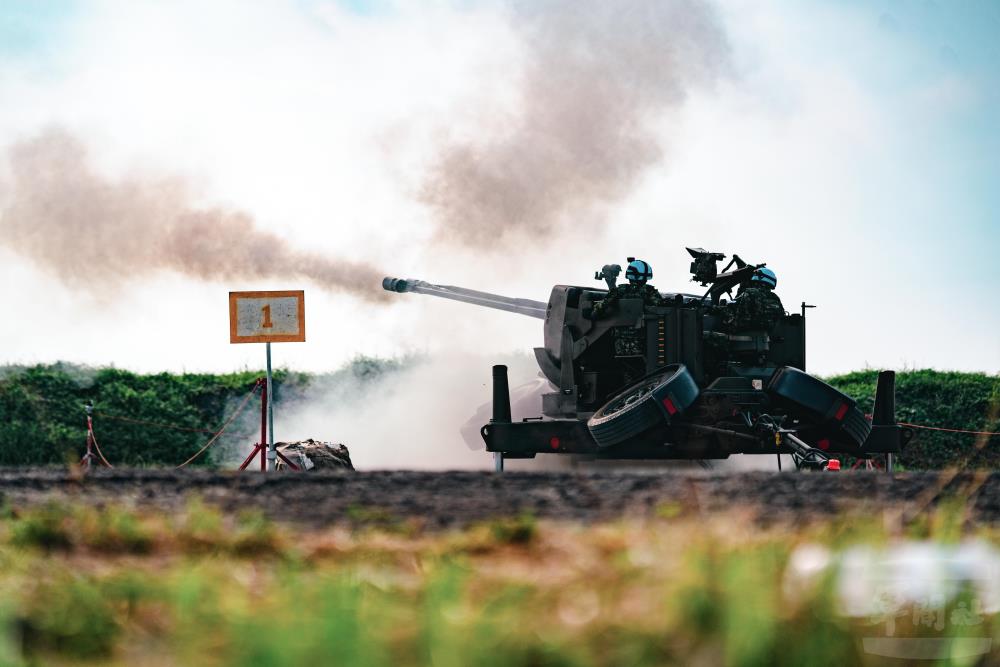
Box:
[382,277,548,319]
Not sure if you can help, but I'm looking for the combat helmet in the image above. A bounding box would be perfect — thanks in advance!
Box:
[625,259,653,285]
[751,267,777,289]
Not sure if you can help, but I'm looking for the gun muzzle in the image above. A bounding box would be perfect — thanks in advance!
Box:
[382,277,411,293]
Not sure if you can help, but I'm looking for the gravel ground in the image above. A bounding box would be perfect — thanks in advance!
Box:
[1,468,997,528]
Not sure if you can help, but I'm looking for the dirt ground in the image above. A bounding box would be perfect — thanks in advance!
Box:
[1,467,997,528]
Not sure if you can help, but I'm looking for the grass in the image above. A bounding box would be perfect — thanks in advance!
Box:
[0,500,996,666]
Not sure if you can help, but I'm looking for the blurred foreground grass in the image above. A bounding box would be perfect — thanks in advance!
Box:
[0,500,997,666]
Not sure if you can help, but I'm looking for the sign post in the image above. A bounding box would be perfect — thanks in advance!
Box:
[229,290,305,471]
[266,342,274,470]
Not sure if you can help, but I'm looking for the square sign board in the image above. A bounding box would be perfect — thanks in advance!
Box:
[229,290,305,344]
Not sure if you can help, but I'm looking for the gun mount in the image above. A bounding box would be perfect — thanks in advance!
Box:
[383,248,912,470]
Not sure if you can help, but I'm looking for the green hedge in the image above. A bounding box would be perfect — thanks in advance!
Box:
[0,358,403,467]
[0,362,996,469]
[826,369,999,470]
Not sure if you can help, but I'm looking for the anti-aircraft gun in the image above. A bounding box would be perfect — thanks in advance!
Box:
[383,248,912,471]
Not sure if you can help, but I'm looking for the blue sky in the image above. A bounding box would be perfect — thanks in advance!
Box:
[0,0,996,375]
[747,0,1000,282]
[858,0,1000,274]
[0,0,76,55]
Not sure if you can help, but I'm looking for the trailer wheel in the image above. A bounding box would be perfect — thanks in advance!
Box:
[767,367,872,449]
[587,364,699,449]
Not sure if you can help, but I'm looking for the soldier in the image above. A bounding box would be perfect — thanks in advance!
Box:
[724,267,785,332]
[590,258,663,320]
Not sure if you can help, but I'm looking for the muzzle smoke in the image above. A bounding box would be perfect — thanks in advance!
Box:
[0,130,386,300]
[420,0,729,247]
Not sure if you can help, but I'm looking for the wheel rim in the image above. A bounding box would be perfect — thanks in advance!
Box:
[598,373,669,419]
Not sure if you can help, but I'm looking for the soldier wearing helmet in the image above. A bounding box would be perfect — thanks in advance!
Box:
[590,258,663,320]
[724,266,785,333]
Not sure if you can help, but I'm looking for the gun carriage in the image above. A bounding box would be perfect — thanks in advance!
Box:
[383,248,912,471]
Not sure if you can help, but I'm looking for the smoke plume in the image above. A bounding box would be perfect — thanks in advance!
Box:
[271,352,552,471]
[0,129,386,300]
[420,0,729,247]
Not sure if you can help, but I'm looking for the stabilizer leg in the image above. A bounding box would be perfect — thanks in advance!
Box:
[491,365,511,473]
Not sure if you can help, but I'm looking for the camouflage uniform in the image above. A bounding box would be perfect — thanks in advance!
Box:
[723,287,785,332]
[590,283,663,319]
[591,283,663,357]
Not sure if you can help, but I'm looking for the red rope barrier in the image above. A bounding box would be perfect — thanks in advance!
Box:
[94,413,217,434]
[89,428,115,468]
[81,380,264,469]
[898,422,999,437]
[863,414,998,437]
[175,380,263,468]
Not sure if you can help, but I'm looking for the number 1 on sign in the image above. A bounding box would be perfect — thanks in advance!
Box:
[261,305,273,328]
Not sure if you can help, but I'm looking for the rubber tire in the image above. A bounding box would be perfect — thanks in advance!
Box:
[767,366,872,448]
[587,364,699,449]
